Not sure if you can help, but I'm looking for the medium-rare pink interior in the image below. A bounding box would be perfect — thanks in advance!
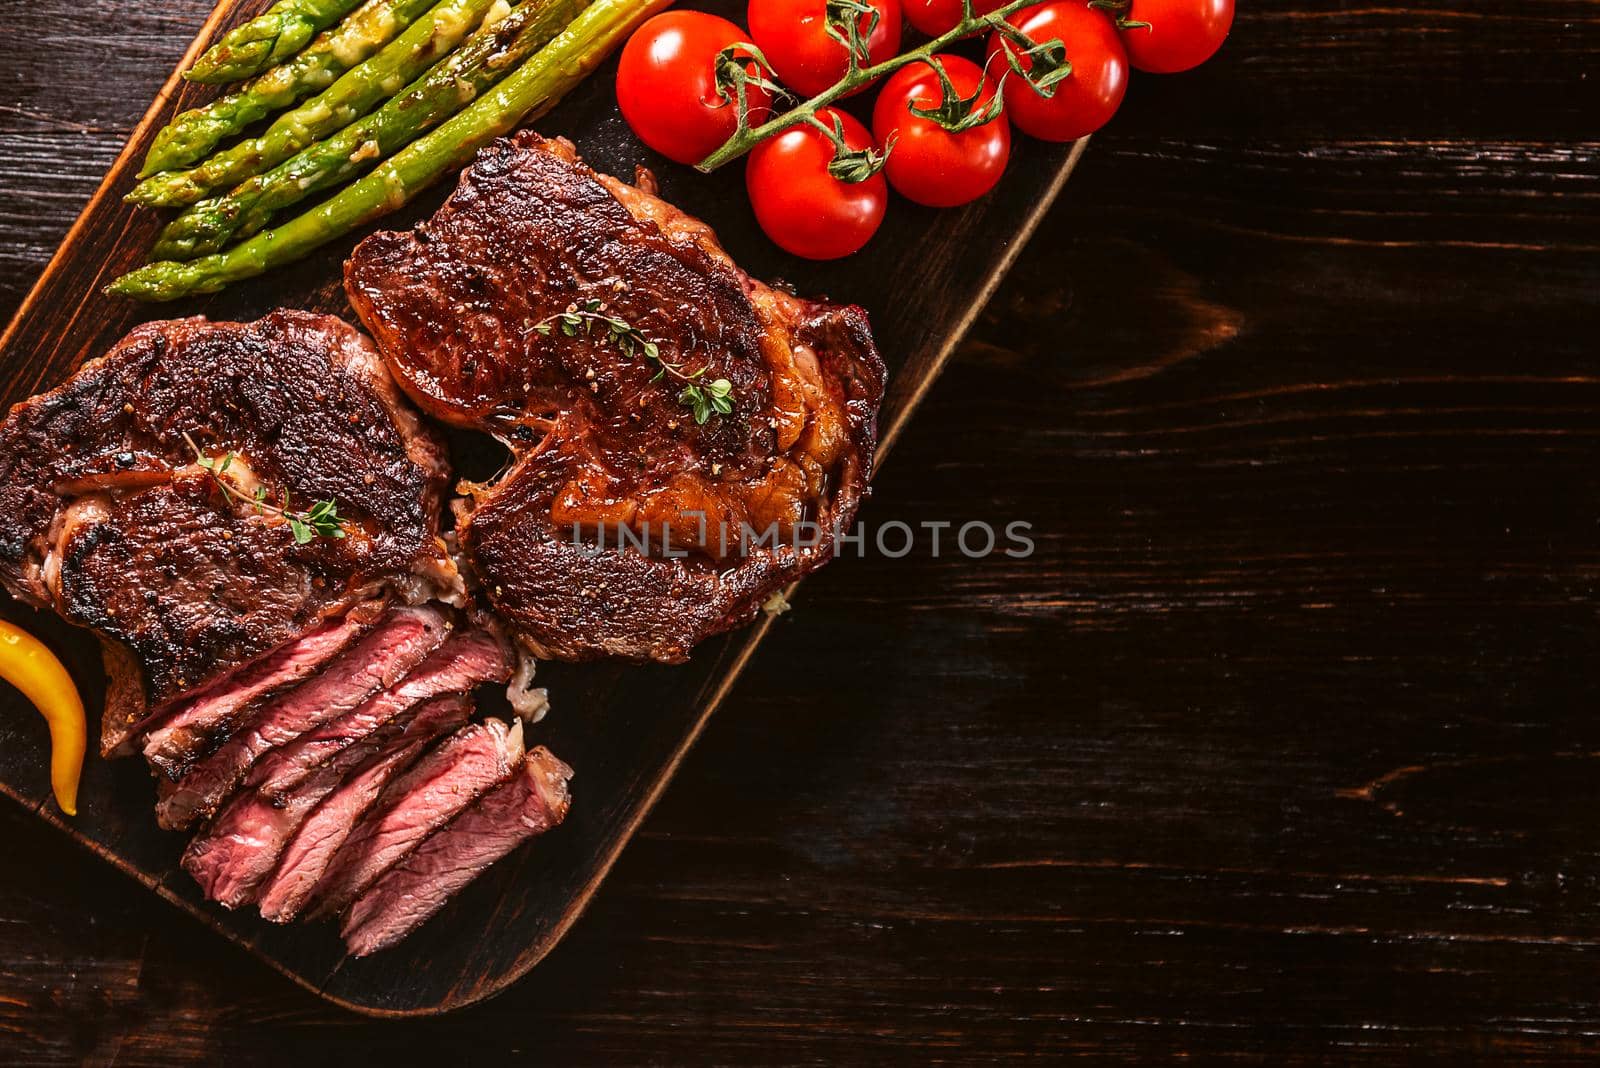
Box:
[155,604,454,830]
[184,693,472,909]
[342,746,572,956]
[305,717,525,920]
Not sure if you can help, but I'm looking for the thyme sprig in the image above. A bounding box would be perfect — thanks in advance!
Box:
[535,299,736,425]
[695,0,1068,175]
[183,431,349,544]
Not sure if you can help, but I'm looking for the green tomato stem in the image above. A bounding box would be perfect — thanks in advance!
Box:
[693,0,1040,174]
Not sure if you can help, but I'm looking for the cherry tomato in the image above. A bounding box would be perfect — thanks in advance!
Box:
[746,109,887,259]
[748,0,903,97]
[987,1,1127,142]
[871,54,1010,208]
[902,0,1005,37]
[1119,0,1232,73]
[617,11,774,166]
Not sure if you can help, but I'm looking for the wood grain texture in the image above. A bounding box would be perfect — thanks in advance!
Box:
[0,0,1083,1024]
[2,0,1599,1060]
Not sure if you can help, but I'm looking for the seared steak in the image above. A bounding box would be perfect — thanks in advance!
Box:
[345,133,885,663]
[342,747,572,956]
[247,626,512,801]
[155,605,451,829]
[0,311,457,754]
[183,694,470,908]
[302,717,524,920]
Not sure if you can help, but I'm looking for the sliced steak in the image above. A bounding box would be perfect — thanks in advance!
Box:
[257,711,503,924]
[248,626,513,801]
[345,132,885,663]
[139,613,374,761]
[154,605,451,829]
[342,747,572,956]
[0,310,457,755]
[142,611,373,775]
[182,694,470,909]
[300,717,524,920]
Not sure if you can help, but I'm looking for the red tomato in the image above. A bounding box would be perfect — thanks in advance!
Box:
[745,109,887,259]
[1119,0,1232,73]
[871,54,1010,208]
[748,0,903,97]
[903,0,1005,37]
[617,11,774,166]
[987,1,1127,142]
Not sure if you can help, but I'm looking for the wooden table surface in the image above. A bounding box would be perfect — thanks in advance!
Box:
[2,0,1598,1062]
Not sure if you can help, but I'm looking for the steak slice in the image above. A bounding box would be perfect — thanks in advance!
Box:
[300,717,524,920]
[154,605,451,829]
[342,746,572,957]
[182,694,470,909]
[256,710,507,924]
[142,610,378,777]
[136,612,372,767]
[0,310,457,755]
[247,626,513,801]
[345,132,885,663]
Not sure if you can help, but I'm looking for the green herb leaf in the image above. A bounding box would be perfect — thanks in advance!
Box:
[532,306,736,423]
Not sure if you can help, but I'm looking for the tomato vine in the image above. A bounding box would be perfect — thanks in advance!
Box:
[696,0,1068,174]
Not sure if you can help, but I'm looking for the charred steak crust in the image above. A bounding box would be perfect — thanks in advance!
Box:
[0,311,455,753]
[345,132,887,663]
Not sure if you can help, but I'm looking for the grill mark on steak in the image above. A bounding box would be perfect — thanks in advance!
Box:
[154,605,451,829]
[345,133,886,663]
[246,626,513,802]
[182,694,470,909]
[301,717,524,921]
[0,311,457,755]
[341,746,572,956]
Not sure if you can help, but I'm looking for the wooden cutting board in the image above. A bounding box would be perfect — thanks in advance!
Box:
[0,0,1085,1015]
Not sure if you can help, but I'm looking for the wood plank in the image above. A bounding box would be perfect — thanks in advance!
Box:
[0,0,1083,1014]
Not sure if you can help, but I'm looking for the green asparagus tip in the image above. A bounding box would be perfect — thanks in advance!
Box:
[105,264,182,303]
[186,39,275,85]
[125,173,201,209]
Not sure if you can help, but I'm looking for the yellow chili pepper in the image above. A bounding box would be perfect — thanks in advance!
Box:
[0,620,86,816]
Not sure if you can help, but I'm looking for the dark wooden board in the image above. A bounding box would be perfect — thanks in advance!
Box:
[0,0,1083,1017]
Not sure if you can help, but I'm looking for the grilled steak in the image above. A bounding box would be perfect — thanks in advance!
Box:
[247,625,512,801]
[155,605,451,830]
[345,133,886,663]
[0,311,457,754]
[342,747,572,956]
[183,694,470,908]
[301,717,524,920]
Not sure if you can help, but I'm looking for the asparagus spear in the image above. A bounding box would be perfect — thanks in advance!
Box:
[186,0,366,85]
[131,0,505,209]
[110,0,668,303]
[153,0,581,259]
[140,0,440,177]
